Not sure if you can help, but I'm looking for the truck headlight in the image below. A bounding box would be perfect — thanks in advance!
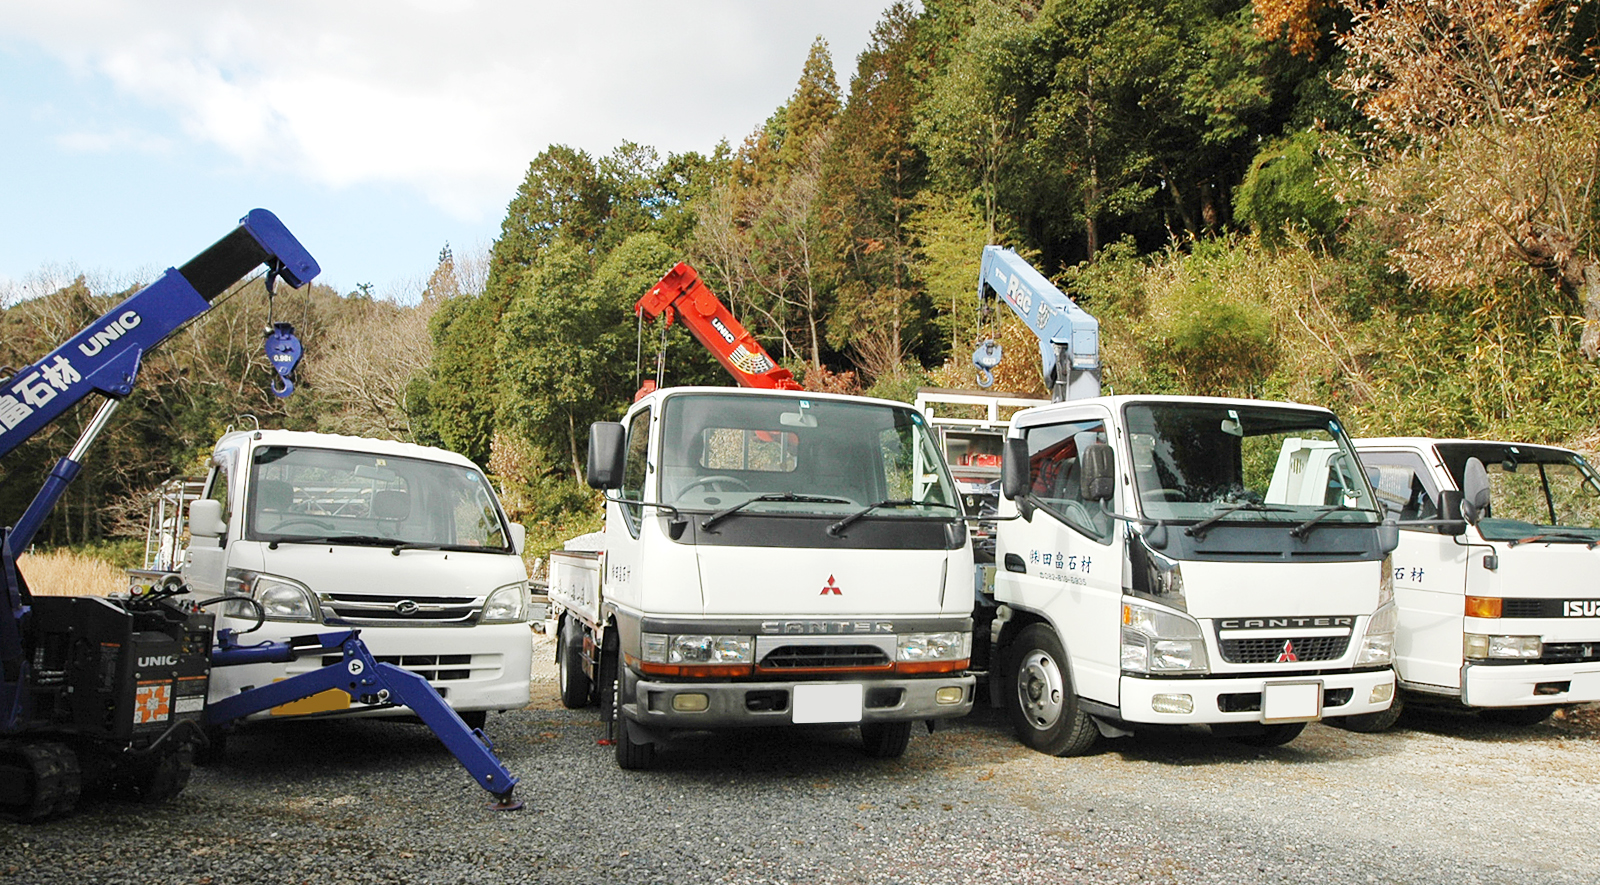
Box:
[481,581,529,623]
[1464,633,1542,660]
[1355,602,1397,666]
[897,631,971,662]
[225,569,316,622]
[1122,601,1209,674]
[642,633,753,665]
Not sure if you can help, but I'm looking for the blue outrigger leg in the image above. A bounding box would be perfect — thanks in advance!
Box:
[207,629,523,811]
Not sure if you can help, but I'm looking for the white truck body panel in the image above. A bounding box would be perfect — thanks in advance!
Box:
[1355,437,1600,708]
[183,429,533,719]
[995,395,1396,729]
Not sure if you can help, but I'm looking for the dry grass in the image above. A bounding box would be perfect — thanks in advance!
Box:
[15,548,123,597]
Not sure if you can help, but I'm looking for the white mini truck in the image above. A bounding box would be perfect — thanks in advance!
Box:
[1352,438,1600,728]
[552,387,976,768]
[988,395,1400,753]
[183,430,534,728]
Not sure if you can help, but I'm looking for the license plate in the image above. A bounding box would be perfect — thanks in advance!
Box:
[792,684,864,724]
[1262,680,1322,722]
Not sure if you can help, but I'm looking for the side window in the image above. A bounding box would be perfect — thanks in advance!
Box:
[621,408,651,535]
[204,455,233,524]
[1362,452,1439,525]
[1023,417,1114,542]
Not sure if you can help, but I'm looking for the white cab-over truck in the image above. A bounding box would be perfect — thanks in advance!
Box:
[1351,437,1600,728]
[970,246,1398,754]
[550,386,976,768]
[183,429,534,727]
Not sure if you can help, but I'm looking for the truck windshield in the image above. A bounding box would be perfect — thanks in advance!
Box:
[1436,443,1600,542]
[658,393,959,521]
[245,446,512,552]
[1125,402,1379,527]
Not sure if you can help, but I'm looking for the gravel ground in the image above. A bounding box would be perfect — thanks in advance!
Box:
[3,634,1597,885]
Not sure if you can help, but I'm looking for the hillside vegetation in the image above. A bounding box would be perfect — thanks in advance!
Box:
[4,0,1598,561]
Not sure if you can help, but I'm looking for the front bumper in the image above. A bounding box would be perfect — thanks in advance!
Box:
[622,673,975,731]
[1462,662,1600,708]
[1117,668,1395,725]
[209,618,534,719]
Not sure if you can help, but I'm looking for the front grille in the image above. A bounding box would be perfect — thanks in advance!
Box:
[1220,635,1349,664]
[1503,599,1547,618]
[1541,642,1600,664]
[758,644,891,670]
[318,653,474,681]
[319,593,481,625]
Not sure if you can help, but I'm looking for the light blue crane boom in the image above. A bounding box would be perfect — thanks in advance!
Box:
[972,245,1101,402]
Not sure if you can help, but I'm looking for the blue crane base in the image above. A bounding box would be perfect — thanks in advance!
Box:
[206,628,522,811]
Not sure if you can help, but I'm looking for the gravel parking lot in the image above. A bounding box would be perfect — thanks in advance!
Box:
[4,634,1597,884]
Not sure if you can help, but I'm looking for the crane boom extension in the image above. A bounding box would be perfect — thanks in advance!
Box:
[635,262,802,391]
[974,245,1100,402]
[0,209,319,462]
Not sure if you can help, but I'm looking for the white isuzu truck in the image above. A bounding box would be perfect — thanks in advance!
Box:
[550,386,977,769]
[970,246,1398,754]
[1350,437,1600,728]
[182,429,535,728]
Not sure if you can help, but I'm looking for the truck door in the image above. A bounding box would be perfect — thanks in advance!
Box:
[999,407,1124,706]
[602,406,652,615]
[183,451,235,597]
[1361,449,1467,690]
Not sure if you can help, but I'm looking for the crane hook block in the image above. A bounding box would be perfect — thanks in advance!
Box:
[265,322,303,398]
[972,339,1003,388]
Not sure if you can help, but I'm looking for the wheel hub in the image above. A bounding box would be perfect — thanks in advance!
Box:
[1017,650,1065,729]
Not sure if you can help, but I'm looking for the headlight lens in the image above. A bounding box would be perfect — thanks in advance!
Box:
[897,631,971,662]
[641,633,753,665]
[225,569,316,621]
[1464,633,1542,660]
[481,581,529,623]
[1355,603,1398,666]
[1122,601,1209,674]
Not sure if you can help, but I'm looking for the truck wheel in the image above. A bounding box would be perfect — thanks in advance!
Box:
[557,617,593,709]
[1223,722,1306,748]
[860,722,912,758]
[1479,705,1557,726]
[605,643,657,770]
[458,710,488,730]
[1005,624,1098,756]
[1330,694,1404,733]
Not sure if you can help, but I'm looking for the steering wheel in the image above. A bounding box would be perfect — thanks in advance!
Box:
[680,475,751,495]
[272,516,336,532]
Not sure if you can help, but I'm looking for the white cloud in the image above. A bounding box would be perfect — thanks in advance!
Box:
[1,1,889,221]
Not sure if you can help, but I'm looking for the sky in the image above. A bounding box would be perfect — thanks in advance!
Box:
[0,1,897,301]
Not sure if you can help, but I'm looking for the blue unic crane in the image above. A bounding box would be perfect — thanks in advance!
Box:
[1,211,520,820]
[971,245,1101,401]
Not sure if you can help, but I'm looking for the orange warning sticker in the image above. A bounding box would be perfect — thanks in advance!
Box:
[135,683,172,724]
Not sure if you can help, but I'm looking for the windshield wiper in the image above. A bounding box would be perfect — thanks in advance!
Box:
[827,499,958,538]
[1184,501,1294,540]
[267,534,396,550]
[1509,530,1600,549]
[1289,505,1375,539]
[700,493,852,532]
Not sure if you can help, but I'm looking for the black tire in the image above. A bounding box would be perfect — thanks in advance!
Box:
[108,742,194,804]
[860,721,913,758]
[458,710,488,731]
[1005,624,1099,757]
[1479,704,1557,726]
[606,640,656,770]
[1224,722,1307,748]
[0,741,81,821]
[557,617,593,709]
[1330,693,1404,733]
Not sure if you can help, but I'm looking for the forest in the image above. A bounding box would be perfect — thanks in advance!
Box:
[4,0,1600,561]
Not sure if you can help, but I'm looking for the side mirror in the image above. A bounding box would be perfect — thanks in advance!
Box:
[508,522,527,555]
[1080,442,1116,502]
[586,422,627,490]
[1432,489,1467,536]
[1459,457,1491,525]
[1001,437,1030,501]
[189,499,226,539]
[1378,519,1401,555]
